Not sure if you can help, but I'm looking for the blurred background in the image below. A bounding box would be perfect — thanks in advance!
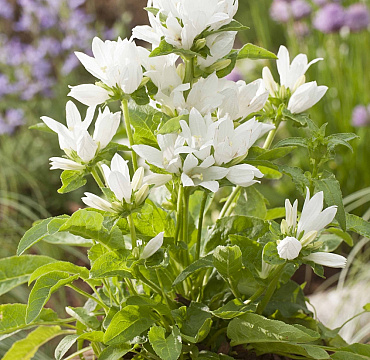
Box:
[0,0,369,355]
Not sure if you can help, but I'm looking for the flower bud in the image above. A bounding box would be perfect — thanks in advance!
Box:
[280,219,289,235]
[262,67,278,96]
[277,236,302,260]
[300,230,318,247]
[141,232,164,259]
[132,167,145,192]
[208,59,232,73]
[279,85,287,99]
[176,63,185,82]
[194,38,207,52]
[292,75,306,93]
[135,184,150,205]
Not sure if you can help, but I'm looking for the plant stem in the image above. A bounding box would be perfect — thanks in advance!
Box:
[175,185,184,244]
[195,192,208,261]
[219,186,241,219]
[121,98,138,172]
[263,120,281,150]
[156,268,171,309]
[183,188,190,245]
[63,347,93,360]
[91,167,105,189]
[184,57,194,99]
[247,286,265,303]
[68,284,109,312]
[256,264,285,315]
[125,278,138,296]
[128,214,137,249]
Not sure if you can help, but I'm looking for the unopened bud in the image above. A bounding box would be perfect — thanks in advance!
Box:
[280,219,289,235]
[194,38,207,52]
[208,59,232,73]
[176,63,185,82]
[139,76,150,87]
[279,85,287,99]
[135,184,150,205]
[132,167,145,192]
[292,75,306,93]
[300,230,318,247]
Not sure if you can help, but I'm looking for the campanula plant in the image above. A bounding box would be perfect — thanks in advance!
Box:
[1,1,370,359]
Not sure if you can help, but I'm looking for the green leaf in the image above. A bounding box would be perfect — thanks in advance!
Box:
[282,108,309,126]
[345,213,370,238]
[0,255,56,296]
[257,146,297,160]
[279,165,310,196]
[331,352,369,360]
[99,344,133,360]
[150,39,199,58]
[227,313,320,346]
[265,207,286,221]
[26,271,79,324]
[55,334,79,360]
[273,137,309,149]
[253,342,330,359]
[131,86,150,105]
[157,114,188,135]
[90,250,132,279]
[29,261,89,284]
[326,228,353,247]
[263,242,285,265]
[327,133,359,153]
[2,326,67,360]
[234,187,267,219]
[237,43,277,60]
[43,232,93,247]
[65,307,100,330]
[337,344,370,358]
[29,122,55,133]
[17,216,68,255]
[203,19,249,37]
[213,245,242,280]
[104,305,156,345]
[148,325,182,360]
[258,166,282,179]
[173,254,213,286]
[314,174,346,231]
[216,50,238,78]
[212,299,256,319]
[172,303,212,344]
[205,216,269,253]
[58,170,87,194]
[0,304,58,337]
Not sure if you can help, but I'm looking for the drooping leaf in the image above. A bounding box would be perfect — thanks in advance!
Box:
[273,137,309,149]
[99,344,133,360]
[203,19,249,37]
[213,245,242,281]
[2,326,67,360]
[326,228,353,247]
[150,39,199,58]
[104,305,156,345]
[314,174,346,231]
[282,108,309,126]
[29,261,89,284]
[212,299,256,319]
[58,170,87,194]
[173,254,213,286]
[42,232,93,247]
[279,165,310,196]
[55,334,79,360]
[0,255,56,296]
[237,43,277,60]
[65,307,100,330]
[257,146,298,160]
[0,304,58,337]
[227,313,320,346]
[327,133,359,153]
[345,213,370,239]
[148,325,182,360]
[26,271,79,323]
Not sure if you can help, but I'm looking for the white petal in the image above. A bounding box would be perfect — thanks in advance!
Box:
[200,180,219,193]
[66,101,82,129]
[181,173,195,188]
[141,232,164,259]
[82,192,113,212]
[77,132,98,162]
[74,51,104,81]
[277,237,302,260]
[226,164,263,187]
[132,167,145,191]
[49,157,85,171]
[132,145,164,168]
[144,174,172,187]
[68,84,110,107]
[183,154,199,173]
[108,171,132,203]
[111,153,130,179]
[303,252,346,268]
[93,111,121,149]
[277,45,290,87]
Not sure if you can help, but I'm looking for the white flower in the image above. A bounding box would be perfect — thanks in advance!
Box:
[133,134,184,174]
[226,164,263,187]
[181,154,228,193]
[213,116,274,165]
[297,188,337,236]
[287,81,328,114]
[197,31,237,69]
[141,232,164,259]
[70,37,143,106]
[41,102,120,170]
[136,0,238,50]
[276,45,323,91]
[81,193,114,212]
[175,108,217,160]
[262,67,278,96]
[277,236,302,260]
[303,252,347,268]
[218,79,269,121]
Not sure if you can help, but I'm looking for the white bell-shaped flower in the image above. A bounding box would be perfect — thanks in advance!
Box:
[277,236,302,260]
[141,232,164,259]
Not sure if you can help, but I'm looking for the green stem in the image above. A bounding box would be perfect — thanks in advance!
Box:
[102,278,120,307]
[63,347,93,360]
[256,264,285,315]
[338,311,366,331]
[175,185,184,245]
[263,120,281,150]
[183,188,190,245]
[247,286,265,303]
[128,214,137,249]
[184,58,194,99]
[156,268,171,309]
[121,98,138,172]
[68,284,109,312]
[125,278,138,296]
[91,167,105,189]
[219,186,241,219]
[195,192,208,261]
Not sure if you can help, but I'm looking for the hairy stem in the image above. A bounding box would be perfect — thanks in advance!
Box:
[121,98,138,172]
[195,192,208,261]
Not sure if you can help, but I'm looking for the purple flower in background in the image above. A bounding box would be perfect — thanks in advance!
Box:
[352,105,370,127]
[225,68,244,82]
[345,3,370,32]
[291,0,312,20]
[312,0,341,6]
[270,0,292,23]
[0,1,13,19]
[313,3,346,33]
[294,21,310,37]
[0,108,24,135]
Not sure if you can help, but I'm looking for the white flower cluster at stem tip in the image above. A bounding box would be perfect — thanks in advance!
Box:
[39,0,335,262]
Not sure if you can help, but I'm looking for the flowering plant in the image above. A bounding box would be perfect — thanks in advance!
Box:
[1,1,370,359]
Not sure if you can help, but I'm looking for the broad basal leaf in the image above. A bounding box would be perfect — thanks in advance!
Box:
[0,255,56,296]
[148,325,182,360]
[213,245,242,281]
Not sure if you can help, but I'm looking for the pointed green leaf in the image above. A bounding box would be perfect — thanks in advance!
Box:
[157,115,188,135]
[99,344,132,360]
[227,313,320,346]
[65,307,100,330]
[213,245,242,280]
[234,187,267,219]
[237,43,277,60]
[58,170,87,194]
[43,232,93,247]
[0,255,56,296]
[55,334,79,360]
[89,250,132,279]
[257,146,298,160]
[104,305,156,345]
[345,213,370,239]
[26,271,79,323]
[274,137,309,149]
[148,325,182,360]
[2,326,68,360]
